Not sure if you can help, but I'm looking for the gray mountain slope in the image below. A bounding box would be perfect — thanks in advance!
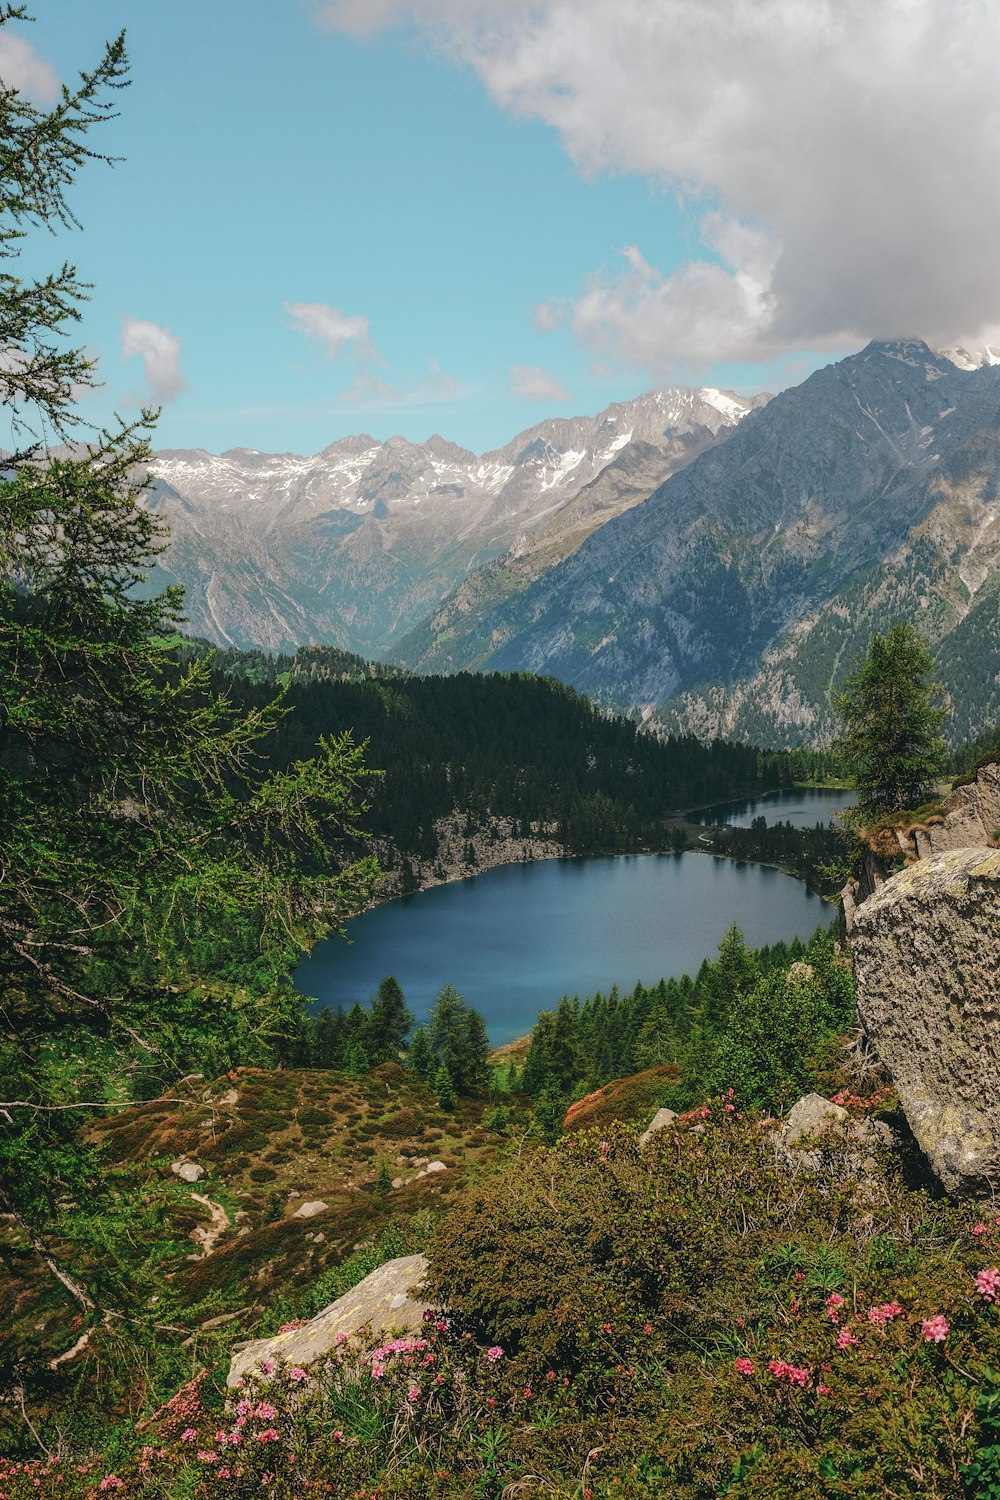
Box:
[412,341,1000,745]
[143,387,762,654]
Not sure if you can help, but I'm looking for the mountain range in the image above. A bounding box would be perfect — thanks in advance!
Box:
[144,386,763,656]
[147,341,1000,747]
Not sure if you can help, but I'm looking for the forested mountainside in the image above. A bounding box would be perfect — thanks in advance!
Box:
[196,644,842,873]
[142,387,764,655]
[400,340,1000,748]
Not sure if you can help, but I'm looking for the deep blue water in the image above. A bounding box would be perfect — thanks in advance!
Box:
[690,786,856,829]
[295,826,830,1046]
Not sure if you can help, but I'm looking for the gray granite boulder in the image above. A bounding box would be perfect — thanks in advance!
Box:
[780,1093,849,1144]
[227,1253,429,1387]
[851,847,1000,1195]
[639,1107,678,1145]
[171,1159,204,1183]
[292,1199,328,1220]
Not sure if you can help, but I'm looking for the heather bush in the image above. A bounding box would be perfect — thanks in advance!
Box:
[6,1108,1000,1498]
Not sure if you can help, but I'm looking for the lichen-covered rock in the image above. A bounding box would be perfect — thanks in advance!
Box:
[780,1093,849,1144]
[227,1253,429,1387]
[851,847,1000,1196]
[639,1108,678,1145]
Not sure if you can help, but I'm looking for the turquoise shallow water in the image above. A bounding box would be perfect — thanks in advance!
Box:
[295,829,830,1046]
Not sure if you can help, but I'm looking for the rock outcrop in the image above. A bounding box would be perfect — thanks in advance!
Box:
[227,1253,429,1387]
[850,847,1000,1195]
[843,758,1000,931]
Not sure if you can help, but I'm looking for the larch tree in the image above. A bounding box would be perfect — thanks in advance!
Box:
[833,623,947,820]
[0,8,378,1240]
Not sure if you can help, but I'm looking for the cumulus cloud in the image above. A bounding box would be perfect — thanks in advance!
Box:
[120,318,186,404]
[508,363,571,402]
[317,0,1000,363]
[0,30,58,102]
[285,301,381,363]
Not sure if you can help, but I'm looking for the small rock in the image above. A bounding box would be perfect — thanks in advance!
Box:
[293,1200,328,1220]
[424,1160,447,1174]
[217,1088,239,1107]
[170,1159,205,1184]
[781,1093,849,1146]
[391,1177,404,1189]
[639,1107,678,1146]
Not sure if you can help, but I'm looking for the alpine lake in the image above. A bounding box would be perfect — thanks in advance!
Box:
[295,788,857,1046]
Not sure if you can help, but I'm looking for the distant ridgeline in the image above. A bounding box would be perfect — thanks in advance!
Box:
[177,641,842,871]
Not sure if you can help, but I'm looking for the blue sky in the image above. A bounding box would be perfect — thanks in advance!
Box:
[10,2,996,456]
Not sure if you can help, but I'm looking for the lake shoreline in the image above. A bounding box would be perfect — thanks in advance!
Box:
[360,784,853,917]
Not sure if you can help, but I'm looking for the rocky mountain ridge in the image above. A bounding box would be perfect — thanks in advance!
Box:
[144,386,765,654]
[399,340,1000,746]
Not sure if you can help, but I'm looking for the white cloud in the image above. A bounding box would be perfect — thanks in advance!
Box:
[508,363,570,402]
[285,301,381,363]
[317,0,1000,363]
[0,30,58,102]
[120,318,186,404]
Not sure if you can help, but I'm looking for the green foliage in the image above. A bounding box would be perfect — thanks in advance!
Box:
[0,15,380,1415]
[426,985,490,1096]
[366,976,414,1065]
[520,923,851,1117]
[200,646,846,867]
[834,622,947,819]
[433,1062,456,1111]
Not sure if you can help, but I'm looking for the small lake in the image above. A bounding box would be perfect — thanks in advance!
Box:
[691,786,856,828]
[296,828,831,1046]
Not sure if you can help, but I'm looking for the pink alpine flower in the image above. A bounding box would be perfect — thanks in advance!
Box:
[976,1268,1000,1302]
[486,1346,504,1362]
[735,1357,754,1375]
[288,1367,309,1383]
[868,1301,903,1324]
[825,1293,845,1322]
[836,1329,858,1349]
[922,1315,949,1343]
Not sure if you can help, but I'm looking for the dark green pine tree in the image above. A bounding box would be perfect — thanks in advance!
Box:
[458,1008,491,1094]
[434,1062,456,1111]
[367,976,413,1065]
[345,1036,369,1078]
[312,1007,347,1069]
[833,622,947,819]
[407,1026,435,1082]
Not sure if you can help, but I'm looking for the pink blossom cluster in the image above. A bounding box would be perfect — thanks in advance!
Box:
[976,1267,1000,1302]
[368,1335,429,1380]
[867,1301,903,1324]
[768,1359,809,1386]
[921,1315,949,1343]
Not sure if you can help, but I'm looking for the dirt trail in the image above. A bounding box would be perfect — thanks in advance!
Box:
[189,1192,231,1258]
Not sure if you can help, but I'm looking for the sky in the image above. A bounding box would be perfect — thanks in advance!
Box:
[4,1,1000,457]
